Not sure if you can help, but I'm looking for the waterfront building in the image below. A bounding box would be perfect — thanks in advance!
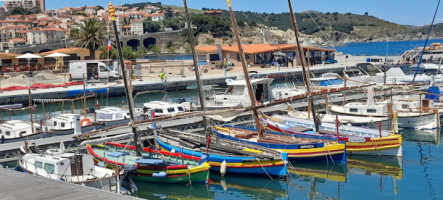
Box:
[195,43,335,67]
[151,13,165,22]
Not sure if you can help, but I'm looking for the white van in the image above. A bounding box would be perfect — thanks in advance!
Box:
[69,60,120,82]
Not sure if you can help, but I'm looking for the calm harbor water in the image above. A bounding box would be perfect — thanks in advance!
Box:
[2,41,443,199]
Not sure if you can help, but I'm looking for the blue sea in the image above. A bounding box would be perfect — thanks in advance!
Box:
[331,39,443,56]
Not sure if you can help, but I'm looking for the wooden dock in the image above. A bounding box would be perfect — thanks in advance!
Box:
[0,167,140,200]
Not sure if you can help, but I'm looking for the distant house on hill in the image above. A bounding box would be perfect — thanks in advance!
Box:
[204,10,222,16]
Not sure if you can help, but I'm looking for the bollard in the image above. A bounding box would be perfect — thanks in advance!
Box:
[323,61,325,68]
[223,68,227,76]
[277,63,280,72]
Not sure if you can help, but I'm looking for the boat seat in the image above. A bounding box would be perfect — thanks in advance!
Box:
[107,151,129,158]
[289,126,313,132]
[318,130,337,135]
[234,132,258,139]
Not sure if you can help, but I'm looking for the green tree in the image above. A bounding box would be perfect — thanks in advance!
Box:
[122,46,137,59]
[150,45,161,54]
[163,18,183,30]
[136,46,148,56]
[143,19,161,33]
[74,19,107,59]
[98,46,118,59]
[164,6,174,19]
[167,46,176,54]
[69,28,80,39]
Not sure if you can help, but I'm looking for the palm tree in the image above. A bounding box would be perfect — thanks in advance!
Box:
[75,19,107,59]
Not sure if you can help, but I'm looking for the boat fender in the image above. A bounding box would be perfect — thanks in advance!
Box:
[220,160,227,176]
[80,118,91,126]
[152,171,167,178]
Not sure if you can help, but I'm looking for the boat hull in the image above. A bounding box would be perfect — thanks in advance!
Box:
[214,126,347,163]
[86,143,210,184]
[154,136,288,178]
[265,117,403,157]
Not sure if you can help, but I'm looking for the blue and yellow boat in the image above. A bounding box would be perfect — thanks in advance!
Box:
[214,125,347,163]
[154,129,288,178]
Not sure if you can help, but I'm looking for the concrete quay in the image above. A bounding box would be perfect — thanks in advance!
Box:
[0,64,354,105]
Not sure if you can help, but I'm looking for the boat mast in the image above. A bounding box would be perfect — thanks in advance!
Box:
[109,3,141,156]
[183,0,208,129]
[226,0,264,135]
[287,0,319,132]
[27,78,34,134]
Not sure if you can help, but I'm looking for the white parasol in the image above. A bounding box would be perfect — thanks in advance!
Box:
[44,52,70,70]
[16,53,42,72]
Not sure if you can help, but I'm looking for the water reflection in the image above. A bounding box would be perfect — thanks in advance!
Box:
[401,129,441,145]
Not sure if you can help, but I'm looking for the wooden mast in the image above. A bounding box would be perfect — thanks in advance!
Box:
[27,78,34,134]
[183,0,208,128]
[110,2,141,156]
[226,0,264,135]
[287,0,319,132]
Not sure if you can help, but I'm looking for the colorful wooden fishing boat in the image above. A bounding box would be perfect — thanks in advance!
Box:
[264,115,403,157]
[154,129,288,178]
[213,125,346,163]
[86,142,211,184]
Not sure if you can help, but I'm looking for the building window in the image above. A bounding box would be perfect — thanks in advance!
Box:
[5,131,10,136]
[349,108,358,112]
[61,122,65,128]
[53,121,57,126]
[402,104,409,109]
[367,109,376,113]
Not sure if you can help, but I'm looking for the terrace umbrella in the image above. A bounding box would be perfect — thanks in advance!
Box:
[16,53,42,73]
[44,52,70,70]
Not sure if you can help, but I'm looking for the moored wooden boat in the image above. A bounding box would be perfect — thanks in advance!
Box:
[154,129,288,178]
[86,142,210,184]
[264,115,403,157]
[213,125,347,163]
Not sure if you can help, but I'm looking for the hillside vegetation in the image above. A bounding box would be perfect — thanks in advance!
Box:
[122,2,441,45]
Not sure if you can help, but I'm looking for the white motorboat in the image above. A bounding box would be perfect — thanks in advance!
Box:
[44,114,95,135]
[0,120,42,144]
[18,150,118,190]
[182,77,305,110]
[95,106,131,128]
[327,100,439,130]
[138,101,185,119]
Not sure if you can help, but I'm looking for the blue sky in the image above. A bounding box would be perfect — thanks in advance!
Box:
[9,0,443,26]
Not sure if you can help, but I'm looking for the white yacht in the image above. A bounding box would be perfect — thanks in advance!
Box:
[0,120,42,143]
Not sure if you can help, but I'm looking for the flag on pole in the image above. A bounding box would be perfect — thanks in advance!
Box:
[106,36,111,52]
[32,103,36,112]
[96,99,100,109]
[121,96,125,105]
